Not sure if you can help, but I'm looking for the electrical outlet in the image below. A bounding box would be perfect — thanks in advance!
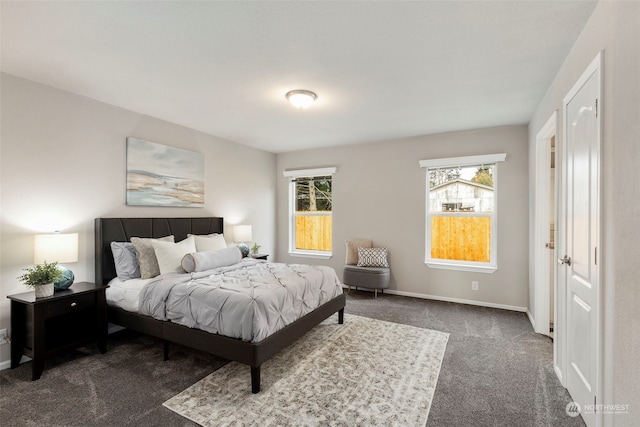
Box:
[0,328,8,345]
[471,281,479,291]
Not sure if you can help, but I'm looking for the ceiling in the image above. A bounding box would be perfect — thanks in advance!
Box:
[1,1,597,153]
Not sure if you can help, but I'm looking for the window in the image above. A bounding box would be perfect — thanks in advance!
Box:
[419,154,506,273]
[283,167,336,258]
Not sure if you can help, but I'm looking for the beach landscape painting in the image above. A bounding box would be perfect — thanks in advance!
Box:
[126,138,204,207]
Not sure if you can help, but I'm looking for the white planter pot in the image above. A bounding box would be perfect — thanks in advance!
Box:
[35,283,54,298]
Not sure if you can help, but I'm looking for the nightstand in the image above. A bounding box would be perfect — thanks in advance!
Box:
[249,253,269,260]
[8,281,108,380]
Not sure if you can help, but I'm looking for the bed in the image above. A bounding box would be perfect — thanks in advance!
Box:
[94,217,346,393]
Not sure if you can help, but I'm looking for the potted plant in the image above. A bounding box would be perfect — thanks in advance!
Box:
[18,261,64,298]
[251,243,261,255]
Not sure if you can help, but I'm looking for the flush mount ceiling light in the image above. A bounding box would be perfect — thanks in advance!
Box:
[286,90,317,109]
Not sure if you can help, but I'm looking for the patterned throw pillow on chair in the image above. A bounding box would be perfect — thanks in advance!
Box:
[357,247,389,268]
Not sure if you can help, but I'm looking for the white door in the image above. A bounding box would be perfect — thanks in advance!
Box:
[534,113,556,338]
[561,53,601,426]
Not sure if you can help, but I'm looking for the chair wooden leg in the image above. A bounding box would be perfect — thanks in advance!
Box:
[374,289,378,298]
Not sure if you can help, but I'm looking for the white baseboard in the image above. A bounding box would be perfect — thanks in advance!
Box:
[554,365,564,387]
[526,309,536,329]
[0,355,31,371]
[1,291,526,370]
[343,285,527,312]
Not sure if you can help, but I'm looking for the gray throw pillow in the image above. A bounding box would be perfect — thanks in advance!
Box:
[110,242,141,281]
[130,235,174,279]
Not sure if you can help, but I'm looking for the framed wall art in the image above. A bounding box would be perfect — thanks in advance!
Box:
[126,137,204,207]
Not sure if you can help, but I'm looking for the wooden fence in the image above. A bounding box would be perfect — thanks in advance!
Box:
[295,214,332,251]
[431,216,491,262]
[294,214,487,258]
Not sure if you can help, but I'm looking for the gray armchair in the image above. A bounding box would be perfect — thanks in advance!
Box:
[343,239,390,298]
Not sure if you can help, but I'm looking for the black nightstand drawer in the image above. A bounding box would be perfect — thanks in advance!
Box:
[46,293,95,318]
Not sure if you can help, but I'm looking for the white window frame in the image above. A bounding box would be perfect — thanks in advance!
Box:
[283,167,336,259]
[419,153,506,273]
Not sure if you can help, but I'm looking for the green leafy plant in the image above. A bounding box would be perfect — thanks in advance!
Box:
[251,243,261,254]
[18,261,64,287]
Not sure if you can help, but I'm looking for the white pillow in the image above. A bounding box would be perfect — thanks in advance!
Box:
[151,236,197,275]
[189,233,227,252]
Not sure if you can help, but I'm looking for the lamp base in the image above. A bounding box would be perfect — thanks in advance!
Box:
[54,266,75,290]
[237,243,250,258]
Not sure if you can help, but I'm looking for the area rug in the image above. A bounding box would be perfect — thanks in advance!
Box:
[163,314,449,426]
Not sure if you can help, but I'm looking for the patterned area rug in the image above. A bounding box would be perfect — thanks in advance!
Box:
[164,314,449,426]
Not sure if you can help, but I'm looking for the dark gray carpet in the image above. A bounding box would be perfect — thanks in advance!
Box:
[345,292,585,427]
[0,291,585,426]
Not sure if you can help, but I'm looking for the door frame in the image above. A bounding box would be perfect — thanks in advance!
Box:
[560,51,603,425]
[533,112,557,339]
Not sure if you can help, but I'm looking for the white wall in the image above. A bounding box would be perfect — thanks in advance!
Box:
[0,74,277,365]
[527,1,640,424]
[277,125,529,310]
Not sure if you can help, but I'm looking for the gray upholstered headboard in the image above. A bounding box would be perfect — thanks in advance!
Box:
[94,217,224,285]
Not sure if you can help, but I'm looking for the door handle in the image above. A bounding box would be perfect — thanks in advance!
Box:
[558,255,572,266]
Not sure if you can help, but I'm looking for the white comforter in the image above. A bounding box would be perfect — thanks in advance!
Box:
[138,259,343,343]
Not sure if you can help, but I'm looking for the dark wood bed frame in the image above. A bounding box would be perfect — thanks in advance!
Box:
[94,217,345,393]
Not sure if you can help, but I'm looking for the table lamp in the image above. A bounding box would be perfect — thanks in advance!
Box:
[34,232,78,289]
[233,225,252,257]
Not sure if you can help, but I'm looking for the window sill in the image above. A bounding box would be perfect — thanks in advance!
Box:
[289,251,333,260]
[425,261,497,274]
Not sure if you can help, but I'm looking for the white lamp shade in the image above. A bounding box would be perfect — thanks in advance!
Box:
[34,233,79,264]
[233,225,252,243]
